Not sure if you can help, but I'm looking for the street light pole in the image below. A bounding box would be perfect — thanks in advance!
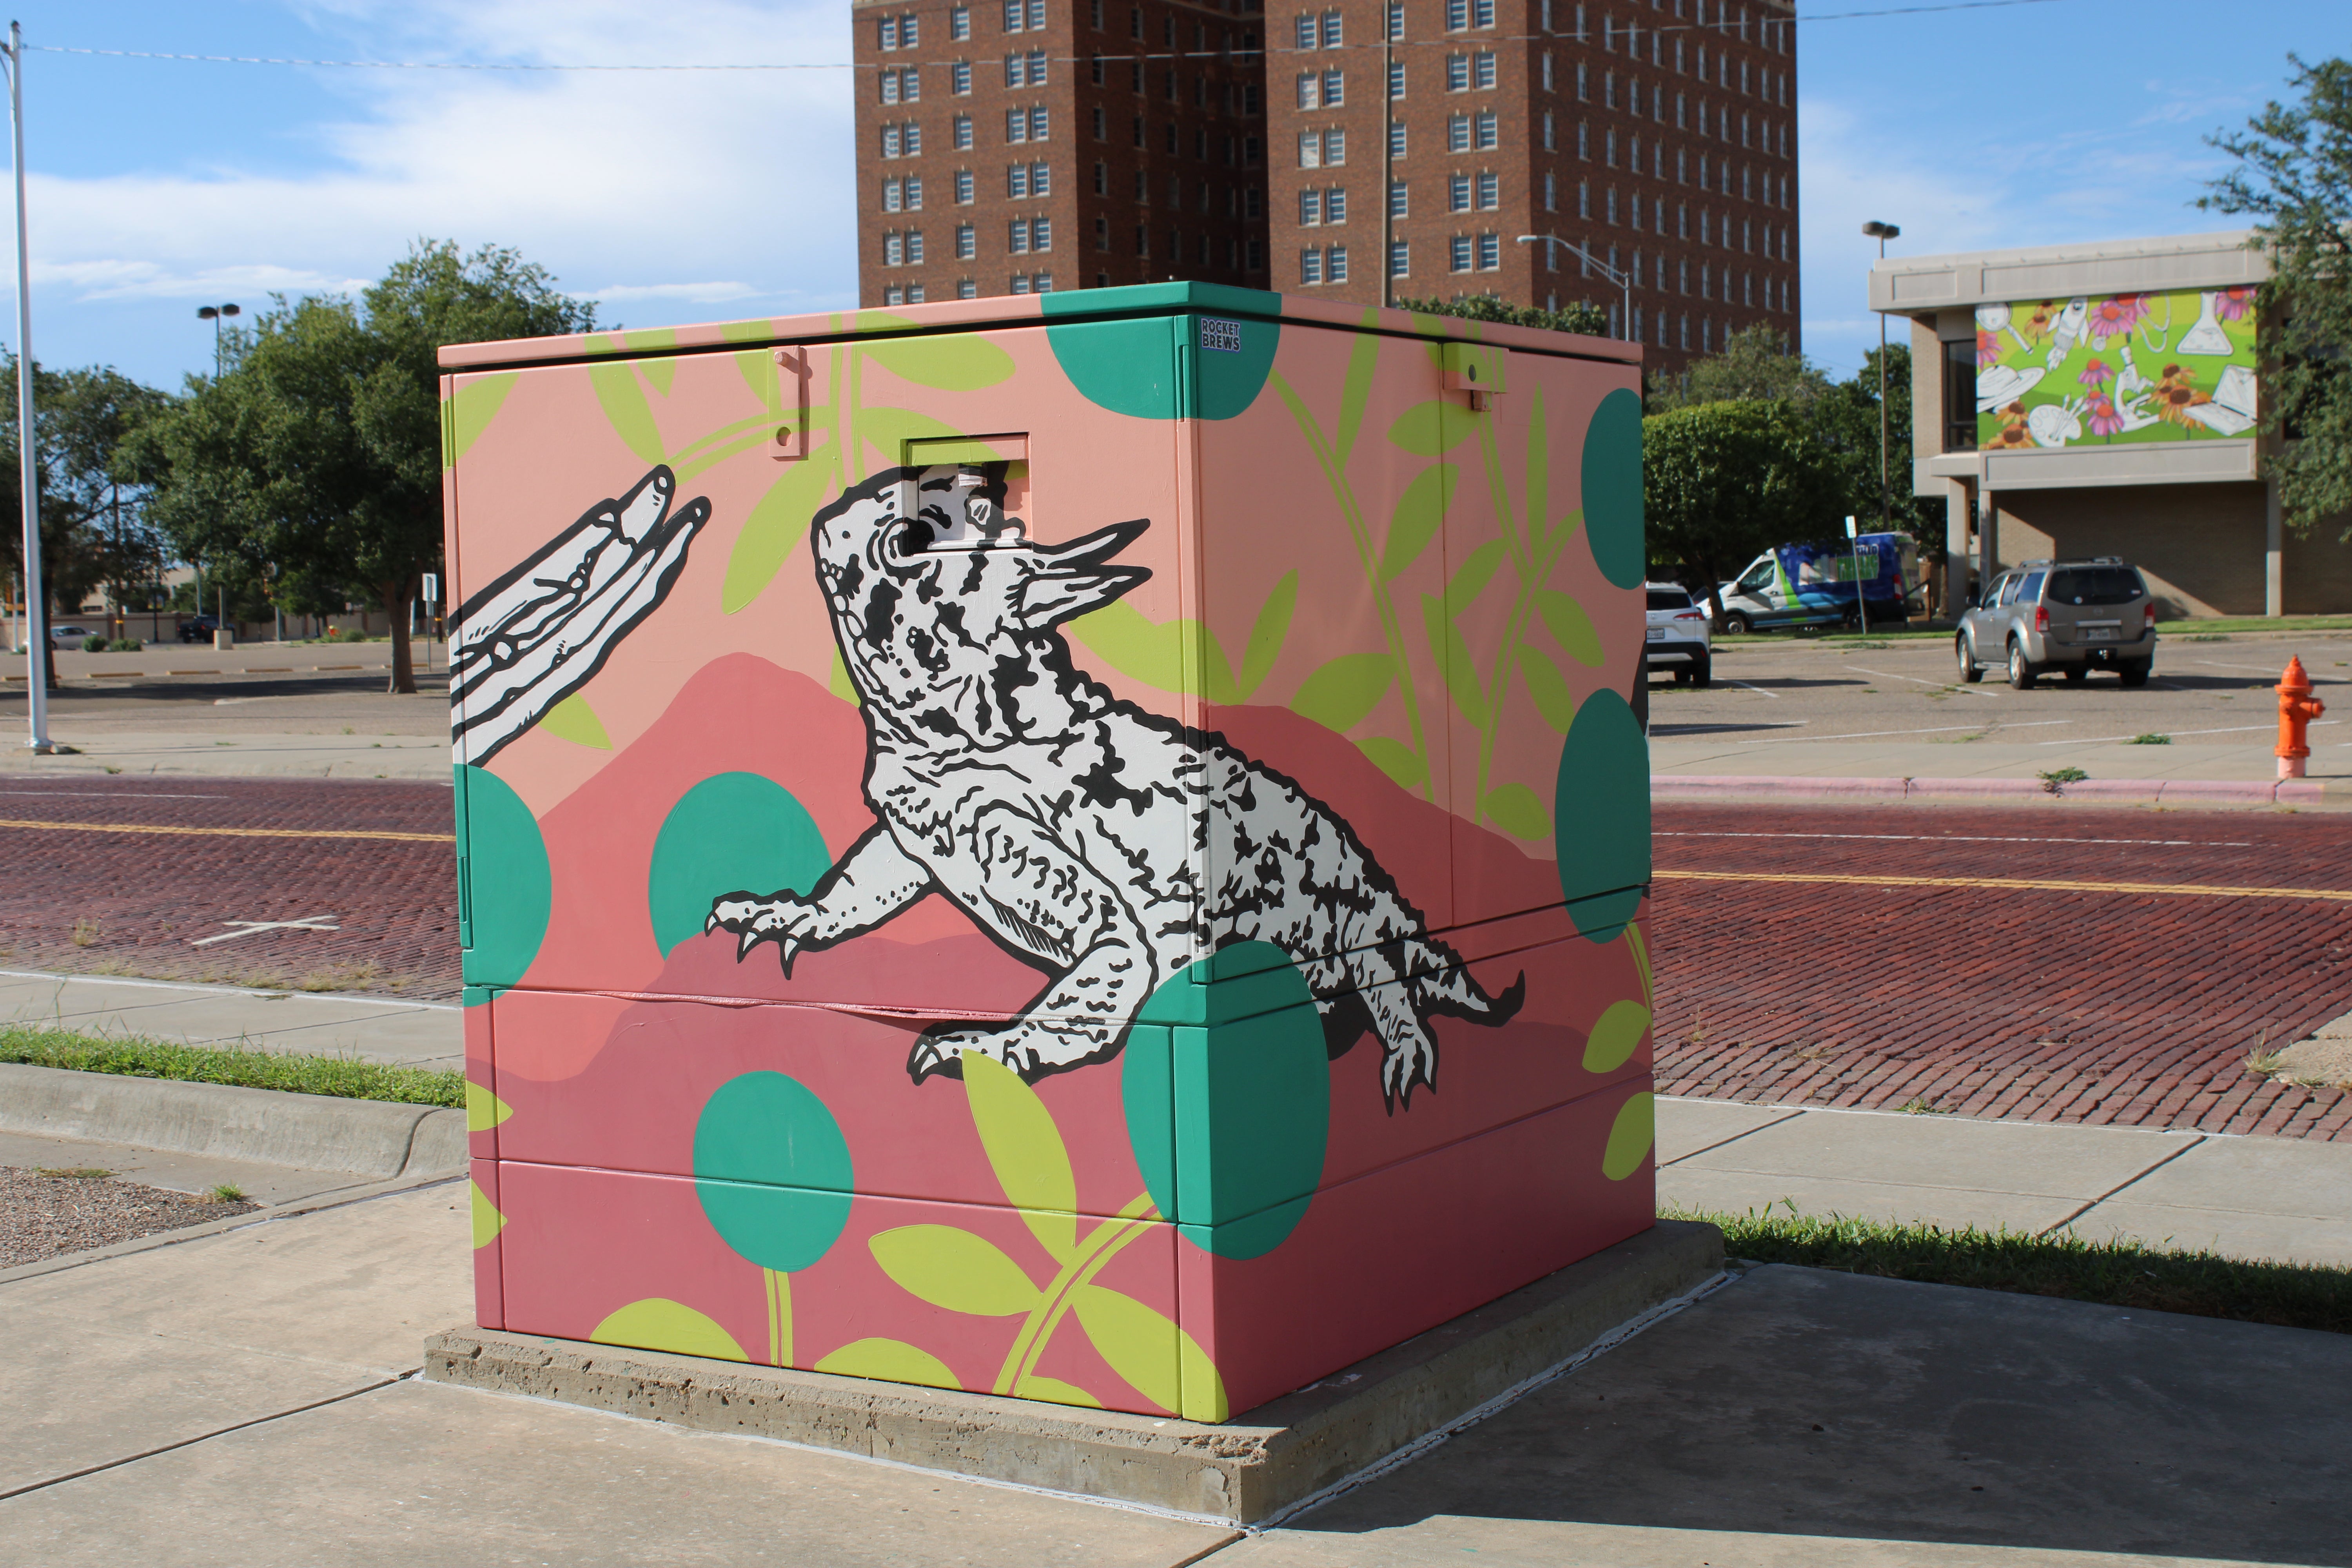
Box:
[196,303,241,379]
[1861,221,1901,532]
[1515,234,1631,339]
[2,22,48,751]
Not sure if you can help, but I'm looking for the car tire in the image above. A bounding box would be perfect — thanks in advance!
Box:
[1690,654,1712,689]
[2063,665,2089,684]
[2119,660,2152,688]
[2007,640,2038,690]
[1722,612,1751,636]
[1673,666,1694,686]
[1956,635,1983,684]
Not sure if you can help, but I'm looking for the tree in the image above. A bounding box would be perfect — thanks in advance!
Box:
[1645,400,1847,627]
[131,240,596,693]
[0,359,174,685]
[2200,55,2352,537]
[1811,342,1947,560]
[1395,293,1611,338]
[1646,323,1830,412]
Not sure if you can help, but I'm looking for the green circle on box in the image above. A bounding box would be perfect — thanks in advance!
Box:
[647,772,831,957]
[1554,688,1650,941]
[693,1071,854,1274]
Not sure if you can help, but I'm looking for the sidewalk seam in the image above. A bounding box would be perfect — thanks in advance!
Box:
[2039,1133,2210,1236]
[1656,1106,1809,1168]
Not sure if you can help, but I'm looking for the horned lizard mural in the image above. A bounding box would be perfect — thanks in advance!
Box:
[706,465,1524,1109]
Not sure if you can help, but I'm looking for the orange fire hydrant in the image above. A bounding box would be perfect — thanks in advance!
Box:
[2277,656,2326,779]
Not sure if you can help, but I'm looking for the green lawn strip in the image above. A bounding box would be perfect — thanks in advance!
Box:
[1672,1205,2350,1336]
[0,1026,463,1108]
[2156,615,2352,637]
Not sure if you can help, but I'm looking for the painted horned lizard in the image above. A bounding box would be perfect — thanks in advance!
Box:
[708,465,1522,1108]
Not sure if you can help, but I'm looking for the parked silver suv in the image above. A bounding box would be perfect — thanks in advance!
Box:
[1956,558,2157,689]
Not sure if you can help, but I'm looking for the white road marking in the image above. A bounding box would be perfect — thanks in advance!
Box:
[0,965,457,1009]
[0,790,227,799]
[188,915,343,947]
[1844,664,2000,695]
[1728,719,2073,743]
[2038,721,2340,745]
[1728,681,1780,699]
[1658,831,2254,848]
[2194,659,2350,682]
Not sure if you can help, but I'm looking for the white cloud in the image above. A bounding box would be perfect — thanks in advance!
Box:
[24,0,860,334]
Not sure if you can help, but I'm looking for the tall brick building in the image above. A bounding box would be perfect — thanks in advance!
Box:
[853,0,1274,305]
[852,0,1797,378]
[1264,0,1798,375]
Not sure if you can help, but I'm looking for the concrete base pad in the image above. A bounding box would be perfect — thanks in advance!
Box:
[424,1218,1723,1524]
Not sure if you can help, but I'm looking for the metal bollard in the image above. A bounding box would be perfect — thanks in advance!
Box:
[2276,656,2325,779]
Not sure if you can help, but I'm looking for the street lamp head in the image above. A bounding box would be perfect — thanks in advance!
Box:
[1861,220,1901,240]
[196,306,219,321]
[1515,235,1539,244]
[221,303,240,318]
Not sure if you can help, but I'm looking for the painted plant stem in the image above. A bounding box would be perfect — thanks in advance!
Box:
[991,1192,1160,1396]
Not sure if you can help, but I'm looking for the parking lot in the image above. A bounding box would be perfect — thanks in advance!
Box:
[1648,628,2352,775]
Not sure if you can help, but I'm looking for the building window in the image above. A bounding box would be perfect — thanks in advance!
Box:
[958,278,978,298]
[952,60,973,94]
[951,5,971,38]
[1009,164,1029,198]
[1577,61,1589,100]
[1095,215,1110,249]
[1474,112,1497,150]
[1543,110,1555,150]
[1033,272,1053,292]
[1013,273,1031,293]
[1390,120,1408,158]
[956,223,976,259]
[1477,232,1499,270]
[1677,201,1688,238]
[1301,247,1323,285]
[1327,187,1348,223]
[883,178,904,212]
[905,176,924,209]
[884,232,904,265]
[1093,160,1106,194]
[1474,51,1496,89]
[907,230,926,263]
[1033,107,1049,138]
[1328,246,1348,281]
[1389,179,1408,217]
[1389,61,1406,98]
[1476,171,1498,209]
[1447,54,1468,92]
[1010,219,1031,254]
[882,125,902,158]
[954,169,975,203]
[1450,235,1473,272]
[1390,239,1410,276]
[954,114,974,149]
[885,285,904,307]
[1301,189,1322,226]
[1324,70,1345,106]
[1543,171,1556,211]
[1036,218,1053,250]
[1448,114,1470,152]
[1299,131,1321,168]
[1542,51,1553,92]
[1007,110,1027,143]
[1445,0,1467,27]
[1605,128,1617,166]
[1448,174,1470,213]
[1297,73,1320,110]
[1578,120,1589,158]
[1579,179,1590,218]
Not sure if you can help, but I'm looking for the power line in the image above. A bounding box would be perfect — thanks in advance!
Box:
[26,0,2073,74]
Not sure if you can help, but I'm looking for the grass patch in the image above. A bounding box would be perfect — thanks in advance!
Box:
[0,1025,463,1107]
[1673,1205,2352,1336]
[2155,615,2352,637]
[2126,733,2172,745]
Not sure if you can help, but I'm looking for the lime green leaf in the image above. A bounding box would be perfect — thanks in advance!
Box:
[1013,1375,1102,1408]
[864,333,1016,391]
[1481,782,1553,841]
[960,1051,1078,1265]
[464,1081,513,1132]
[1066,601,1238,700]
[1583,999,1651,1074]
[1517,644,1577,733]
[1289,653,1395,735]
[1334,323,1381,462]
[722,452,836,614]
[537,691,612,749]
[444,374,518,470]
[816,1336,962,1389]
[869,1225,1040,1316]
[674,426,777,484]
[1387,399,1468,456]
[1180,1324,1229,1423]
[470,1180,505,1248]
[1445,539,1506,617]
[587,359,666,465]
[1602,1092,1655,1181]
[622,326,681,354]
[1423,594,1488,728]
[1381,463,1457,582]
[591,1298,746,1361]
[1235,571,1298,701]
[1071,1283,1181,1413]
[1523,383,1551,553]
[856,310,921,333]
[1356,735,1426,789]
[1624,921,1653,1004]
[1537,589,1606,668]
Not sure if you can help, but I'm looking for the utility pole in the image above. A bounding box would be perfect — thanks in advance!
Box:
[3,22,49,750]
[1862,221,1902,531]
[1515,234,1630,339]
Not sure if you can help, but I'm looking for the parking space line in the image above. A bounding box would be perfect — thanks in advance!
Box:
[1844,665,2000,695]
[2040,721,2341,745]
[1730,719,2073,744]
[2195,659,2350,681]
[1657,869,2352,902]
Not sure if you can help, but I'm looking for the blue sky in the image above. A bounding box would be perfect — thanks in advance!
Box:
[3,0,2334,391]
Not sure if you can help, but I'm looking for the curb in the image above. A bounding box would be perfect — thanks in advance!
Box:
[0,1062,466,1180]
[1651,774,2349,807]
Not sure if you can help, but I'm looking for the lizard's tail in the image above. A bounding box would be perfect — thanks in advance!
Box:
[1414,955,1526,1028]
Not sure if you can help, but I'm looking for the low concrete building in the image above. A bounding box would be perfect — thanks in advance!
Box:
[1869,229,2347,619]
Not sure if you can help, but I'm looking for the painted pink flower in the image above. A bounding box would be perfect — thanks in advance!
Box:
[1976,328,2002,369]
[2078,358,2114,389]
[2087,296,2140,341]
[2087,394,2125,438]
[2214,286,2253,321]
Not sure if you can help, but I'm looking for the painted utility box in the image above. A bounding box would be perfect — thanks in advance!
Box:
[442,283,1653,1424]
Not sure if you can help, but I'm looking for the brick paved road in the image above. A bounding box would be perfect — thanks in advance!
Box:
[0,775,459,1000]
[1,777,2346,1140]
[1652,803,2352,1142]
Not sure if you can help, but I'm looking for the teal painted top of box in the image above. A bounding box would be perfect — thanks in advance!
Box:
[435,282,1643,374]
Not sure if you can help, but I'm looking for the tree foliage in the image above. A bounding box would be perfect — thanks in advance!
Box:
[1644,400,1846,625]
[1647,323,1829,412]
[2200,54,2352,537]
[1396,293,1611,338]
[130,240,595,692]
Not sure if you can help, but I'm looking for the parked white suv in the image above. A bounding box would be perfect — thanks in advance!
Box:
[1645,583,1711,686]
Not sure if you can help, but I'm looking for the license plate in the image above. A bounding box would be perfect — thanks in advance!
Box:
[2087,627,2116,641]
[1646,626,1665,641]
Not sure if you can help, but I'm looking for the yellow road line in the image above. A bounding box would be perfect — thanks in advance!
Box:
[1657,868,2352,902]
[0,817,454,844]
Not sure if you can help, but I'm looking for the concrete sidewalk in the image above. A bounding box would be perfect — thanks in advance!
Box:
[0,970,460,1070]
[5,731,448,779]
[1651,736,2352,807]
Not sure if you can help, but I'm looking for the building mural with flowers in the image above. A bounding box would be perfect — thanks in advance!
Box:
[1872,230,2352,619]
